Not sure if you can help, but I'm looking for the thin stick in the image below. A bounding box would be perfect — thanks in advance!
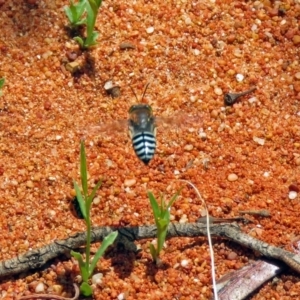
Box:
[18,283,79,300]
[179,180,219,300]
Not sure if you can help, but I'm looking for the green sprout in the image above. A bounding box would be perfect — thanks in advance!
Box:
[148,189,181,265]
[0,78,5,97]
[64,0,87,28]
[71,140,118,296]
[64,0,103,49]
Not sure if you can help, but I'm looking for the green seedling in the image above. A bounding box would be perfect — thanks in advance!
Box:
[0,78,5,97]
[71,140,118,296]
[148,189,181,265]
[64,0,87,28]
[73,0,102,49]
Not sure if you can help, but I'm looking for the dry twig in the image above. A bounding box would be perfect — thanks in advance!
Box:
[1,223,300,279]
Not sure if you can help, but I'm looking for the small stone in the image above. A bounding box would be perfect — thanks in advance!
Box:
[107,86,121,98]
[295,72,300,80]
[289,191,298,200]
[248,97,257,104]
[104,81,121,98]
[44,100,51,110]
[180,259,189,267]
[236,74,244,82]
[52,285,63,295]
[214,87,223,95]
[293,35,300,45]
[199,131,207,140]
[104,80,114,90]
[179,214,188,224]
[124,178,136,187]
[227,251,237,260]
[289,184,299,193]
[253,136,265,145]
[42,51,53,59]
[26,180,34,188]
[227,173,238,182]
[193,49,200,55]
[92,273,103,285]
[93,196,101,205]
[268,8,279,17]
[233,48,243,57]
[283,280,293,291]
[65,61,80,73]
[35,282,45,293]
[146,26,154,34]
[184,144,193,151]
[120,42,136,50]
[293,82,300,93]
[227,34,236,44]
[117,293,125,300]
[66,51,78,61]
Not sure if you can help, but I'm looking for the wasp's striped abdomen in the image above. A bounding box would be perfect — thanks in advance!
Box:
[132,131,156,165]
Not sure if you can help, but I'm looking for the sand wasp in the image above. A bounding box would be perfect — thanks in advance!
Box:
[84,84,198,164]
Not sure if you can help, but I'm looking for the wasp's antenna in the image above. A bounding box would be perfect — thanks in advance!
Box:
[129,85,139,102]
[130,83,150,102]
[141,83,150,101]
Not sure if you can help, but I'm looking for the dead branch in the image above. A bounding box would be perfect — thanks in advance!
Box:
[1,222,299,279]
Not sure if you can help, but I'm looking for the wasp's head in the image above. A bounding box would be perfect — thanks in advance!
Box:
[128,104,152,114]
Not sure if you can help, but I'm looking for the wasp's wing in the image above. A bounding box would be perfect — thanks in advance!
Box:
[154,112,203,129]
[81,119,129,138]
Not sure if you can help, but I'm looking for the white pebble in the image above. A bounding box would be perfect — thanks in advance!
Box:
[179,214,188,224]
[248,97,257,104]
[227,173,238,182]
[48,209,56,217]
[236,74,244,82]
[233,48,242,58]
[174,170,180,175]
[92,273,103,285]
[184,16,192,25]
[146,26,154,34]
[93,196,101,205]
[295,72,300,79]
[105,159,113,167]
[263,172,270,177]
[193,49,200,56]
[214,87,223,95]
[253,136,265,145]
[199,131,207,140]
[289,191,298,200]
[104,80,114,90]
[124,178,136,187]
[251,24,258,32]
[190,95,197,102]
[181,259,189,267]
[35,282,45,293]
[184,144,193,151]
[117,293,125,300]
